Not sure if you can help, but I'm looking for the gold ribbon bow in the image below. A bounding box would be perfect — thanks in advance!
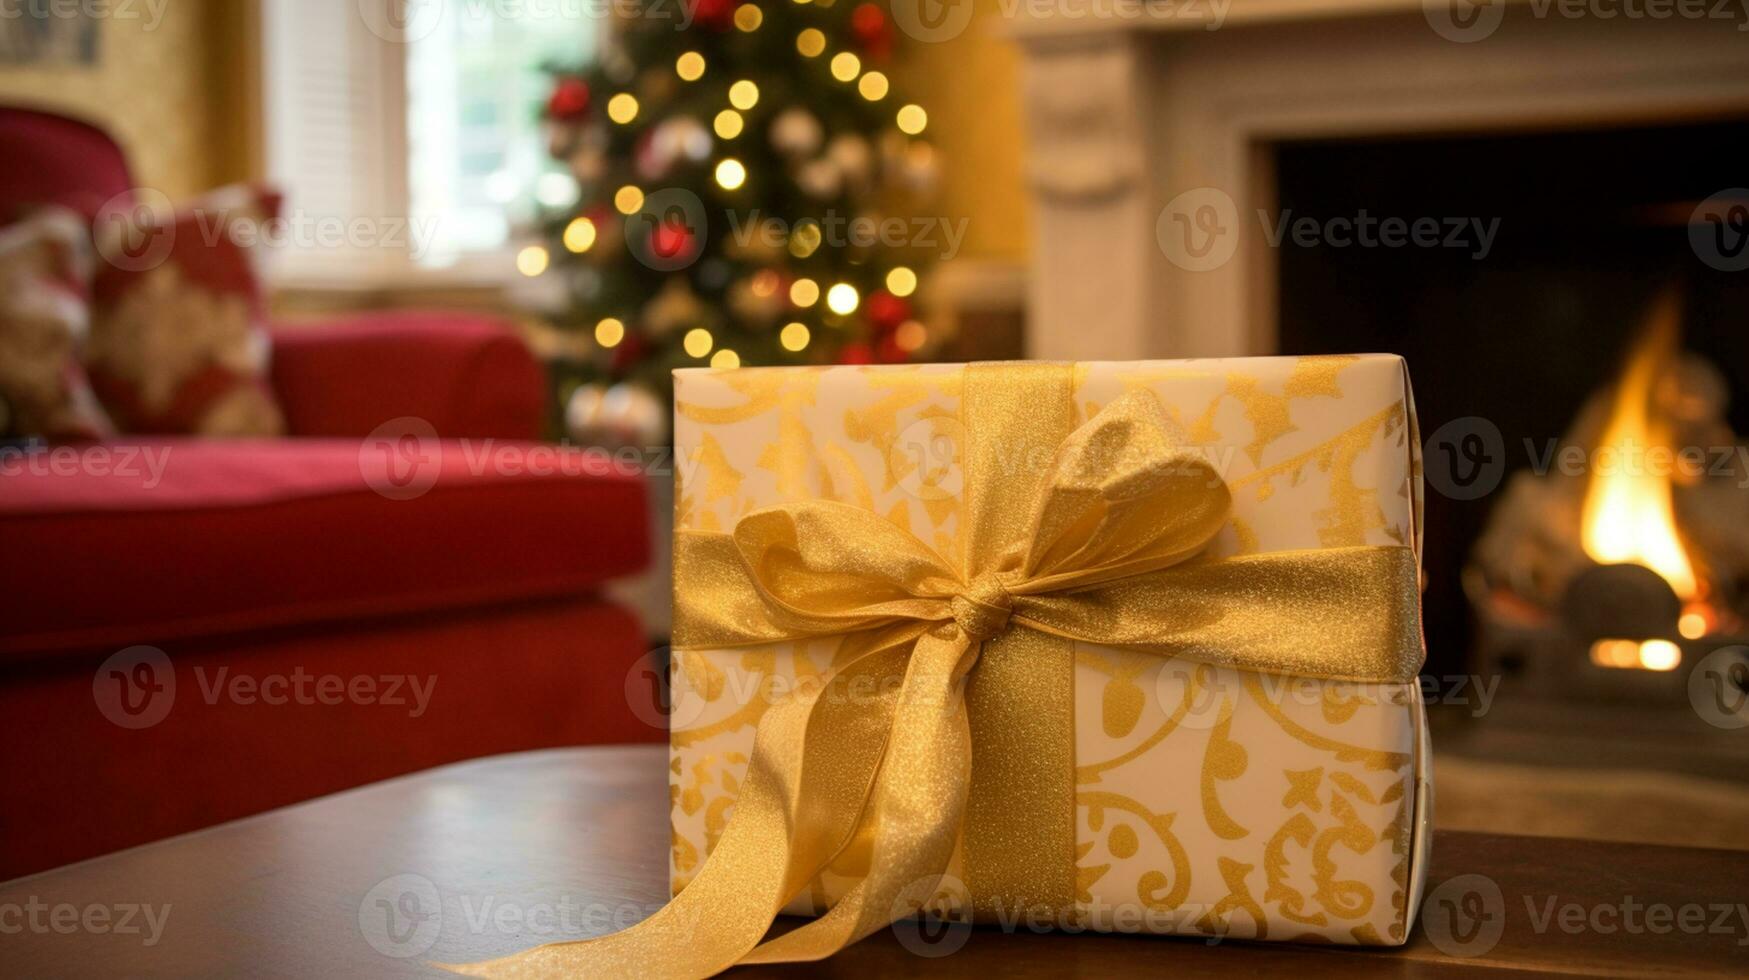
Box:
[457,363,1422,978]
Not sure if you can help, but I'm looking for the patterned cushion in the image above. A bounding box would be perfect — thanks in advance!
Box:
[0,208,114,441]
[86,184,286,436]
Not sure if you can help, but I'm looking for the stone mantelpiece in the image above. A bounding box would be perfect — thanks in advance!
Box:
[1013,1,1749,359]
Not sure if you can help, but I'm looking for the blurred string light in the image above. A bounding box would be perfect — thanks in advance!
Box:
[734,3,763,30]
[715,158,747,190]
[790,278,820,307]
[516,245,550,277]
[750,269,781,296]
[536,173,578,207]
[780,322,811,352]
[796,29,825,57]
[711,349,742,370]
[676,51,706,81]
[728,80,760,110]
[886,266,917,297]
[896,104,928,135]
[614,185,645,214]
[714,109,744,139]
[858,72,889,102]
[826,283,860,315]
[563,217,597,254]
[607,93,638,124]
[594,317,626,348]
[684,328,715,358]
[894,320,927,353]
[830,52,861,82]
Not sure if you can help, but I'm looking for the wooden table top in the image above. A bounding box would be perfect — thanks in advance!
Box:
[3,745,1744,978]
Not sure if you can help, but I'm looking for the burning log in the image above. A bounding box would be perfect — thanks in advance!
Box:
[1468,290,1748,695]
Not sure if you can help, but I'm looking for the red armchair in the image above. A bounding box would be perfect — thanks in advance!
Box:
[0,107,662,881]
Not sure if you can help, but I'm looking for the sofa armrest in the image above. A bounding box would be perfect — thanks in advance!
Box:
[270,311,546,440]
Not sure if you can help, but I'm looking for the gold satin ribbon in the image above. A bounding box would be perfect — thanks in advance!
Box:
[453,363,1423,978]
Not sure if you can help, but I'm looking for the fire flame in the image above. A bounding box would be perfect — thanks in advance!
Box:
[1578,296,1698,600]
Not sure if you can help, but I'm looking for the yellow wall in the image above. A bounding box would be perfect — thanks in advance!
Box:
[0,0,248,197]
[899,4,1031,264]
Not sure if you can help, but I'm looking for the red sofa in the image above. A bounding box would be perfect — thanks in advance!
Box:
[0,107,662,881]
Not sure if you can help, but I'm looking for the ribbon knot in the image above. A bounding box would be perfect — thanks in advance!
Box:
[951,574,1013,641]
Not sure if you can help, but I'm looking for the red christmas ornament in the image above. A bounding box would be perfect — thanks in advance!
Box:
[851,4,894,60]
[545,77,591,121]
[837,342,874,365]
[694,0,738,31]
[864,289,911,333]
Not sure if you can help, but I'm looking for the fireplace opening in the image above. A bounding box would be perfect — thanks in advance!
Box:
[1271,120,1749,699]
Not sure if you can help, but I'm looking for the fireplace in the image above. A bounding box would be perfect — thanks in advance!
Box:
[1270,122,1749,695]
[1013,3,1749,700]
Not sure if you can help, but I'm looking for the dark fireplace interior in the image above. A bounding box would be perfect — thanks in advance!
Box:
[1271,120,1749,686]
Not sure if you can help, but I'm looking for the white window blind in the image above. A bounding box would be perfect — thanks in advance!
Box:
[259,0,593,286]
[261,0,409,285]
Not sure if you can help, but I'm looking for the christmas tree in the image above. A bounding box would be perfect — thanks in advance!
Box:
[532,0,940,439]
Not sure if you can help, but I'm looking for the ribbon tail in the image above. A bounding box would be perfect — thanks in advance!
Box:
[445,638,917,980]
[738,627,980,965]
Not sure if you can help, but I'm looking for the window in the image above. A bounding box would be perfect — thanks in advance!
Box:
[262,0,592,285]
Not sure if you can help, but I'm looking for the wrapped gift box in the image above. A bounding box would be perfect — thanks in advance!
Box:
[669,355,1431,946]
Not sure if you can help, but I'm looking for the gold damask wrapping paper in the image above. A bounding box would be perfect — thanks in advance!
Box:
[669,356,1431,946]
